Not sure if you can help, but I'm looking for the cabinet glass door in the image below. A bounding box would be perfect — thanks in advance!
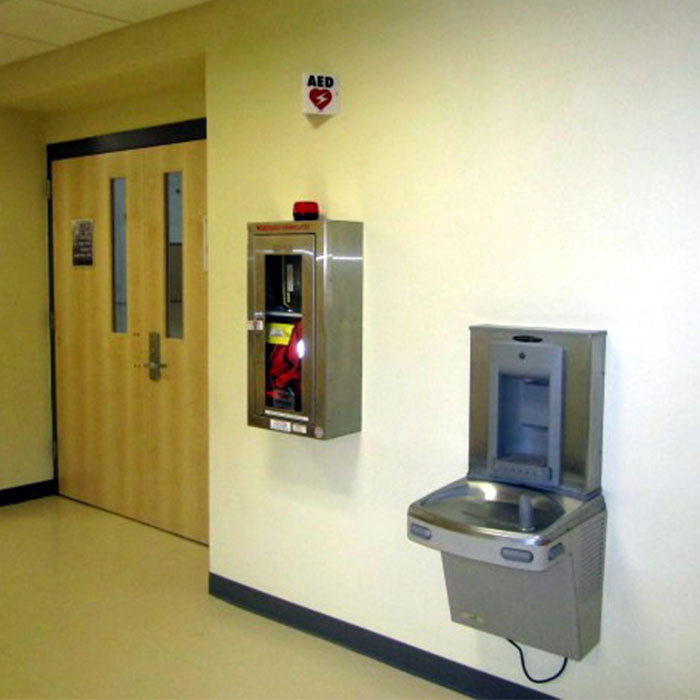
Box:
[252,234,315,421]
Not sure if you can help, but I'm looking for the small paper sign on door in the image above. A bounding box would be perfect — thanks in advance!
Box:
[71,219,94,266]
[302,74,340,115]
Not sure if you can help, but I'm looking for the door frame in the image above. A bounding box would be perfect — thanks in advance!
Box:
[46,118,207,486]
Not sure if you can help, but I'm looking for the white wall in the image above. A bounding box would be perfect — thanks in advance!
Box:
[207,1,700,698]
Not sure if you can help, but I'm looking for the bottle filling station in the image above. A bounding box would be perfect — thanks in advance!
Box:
[408,325,607,661]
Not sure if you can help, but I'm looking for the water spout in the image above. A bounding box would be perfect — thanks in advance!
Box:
[519,494,535,532]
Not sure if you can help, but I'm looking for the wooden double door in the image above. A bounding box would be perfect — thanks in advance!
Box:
[52,140,208,543]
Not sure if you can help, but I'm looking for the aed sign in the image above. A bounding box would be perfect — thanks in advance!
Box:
[302,73,340,115]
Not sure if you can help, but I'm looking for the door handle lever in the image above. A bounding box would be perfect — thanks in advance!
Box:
[145,361,168,370]
[147,332,167,381]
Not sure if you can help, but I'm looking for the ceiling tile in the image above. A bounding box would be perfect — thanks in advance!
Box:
[0,0,127,46]
[0,32,53,65]
[40,0,213,24]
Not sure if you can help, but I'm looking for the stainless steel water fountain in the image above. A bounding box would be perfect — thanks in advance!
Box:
[407,325,607,660]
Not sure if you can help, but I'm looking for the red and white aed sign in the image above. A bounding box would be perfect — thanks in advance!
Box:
[302,73,340,115]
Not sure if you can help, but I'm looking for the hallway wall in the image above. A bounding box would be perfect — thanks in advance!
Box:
[46,84,205,143]
[206,2,700,698]
[0,108,51,490]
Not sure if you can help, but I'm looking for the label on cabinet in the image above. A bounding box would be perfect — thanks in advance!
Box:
[269,419,292,433]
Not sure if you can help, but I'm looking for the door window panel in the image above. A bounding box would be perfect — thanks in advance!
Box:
[165,172,184,338]
[111,177,127,333]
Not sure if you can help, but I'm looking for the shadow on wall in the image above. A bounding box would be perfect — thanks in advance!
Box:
[264,432,362,498]
[306,114,333,129]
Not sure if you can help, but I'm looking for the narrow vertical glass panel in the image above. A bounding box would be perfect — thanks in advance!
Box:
[264,254,303,412]
[165,172,183,338]
[111,177,127,333]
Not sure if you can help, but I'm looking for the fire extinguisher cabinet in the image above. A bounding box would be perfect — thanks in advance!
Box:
[247,220,363,439]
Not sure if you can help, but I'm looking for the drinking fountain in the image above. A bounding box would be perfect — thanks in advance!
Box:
[407,325,607,660]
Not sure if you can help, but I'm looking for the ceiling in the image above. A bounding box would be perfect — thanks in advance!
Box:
[0,0,214,68]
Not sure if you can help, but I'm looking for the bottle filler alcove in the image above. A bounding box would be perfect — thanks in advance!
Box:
[407,325,607,660]
[247,220,363,439]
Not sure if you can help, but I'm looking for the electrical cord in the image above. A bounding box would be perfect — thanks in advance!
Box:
[507,639,568,684]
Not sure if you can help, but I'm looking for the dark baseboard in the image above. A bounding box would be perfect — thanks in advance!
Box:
[0,479,57,507]
[209,573,554,700]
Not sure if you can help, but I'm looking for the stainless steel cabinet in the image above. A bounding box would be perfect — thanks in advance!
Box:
[247,220,363,439]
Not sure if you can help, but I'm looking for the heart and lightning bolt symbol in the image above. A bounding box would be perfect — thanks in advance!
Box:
[309,88,333,111]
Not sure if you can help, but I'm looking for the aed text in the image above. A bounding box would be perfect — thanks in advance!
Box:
[306,75,334,88]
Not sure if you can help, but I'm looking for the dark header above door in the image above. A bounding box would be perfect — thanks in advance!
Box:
[47,118,206,163]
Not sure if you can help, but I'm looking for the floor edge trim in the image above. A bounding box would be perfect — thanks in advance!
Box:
[208,572,554,700]
[0,479,57,507]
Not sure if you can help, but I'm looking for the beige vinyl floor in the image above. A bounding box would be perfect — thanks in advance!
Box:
[0,496,462,700]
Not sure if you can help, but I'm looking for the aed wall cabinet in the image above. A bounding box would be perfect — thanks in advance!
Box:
[247,220,363,439]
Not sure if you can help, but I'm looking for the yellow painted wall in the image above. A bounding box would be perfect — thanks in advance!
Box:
[0,0,699,696]
[46,84,205,143]
[206,2,700,697]
[0,108,52,489]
